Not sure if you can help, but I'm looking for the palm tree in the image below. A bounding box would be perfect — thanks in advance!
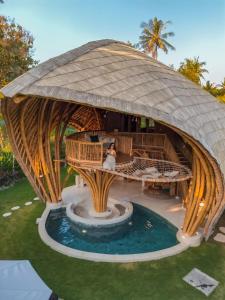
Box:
[203,81,218,97]
[219,78,225,92]
[138,17,175,60]
[216,78,225,99]
[178,57,208,85]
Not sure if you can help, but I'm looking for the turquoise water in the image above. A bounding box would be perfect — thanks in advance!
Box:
[46,203,178,254]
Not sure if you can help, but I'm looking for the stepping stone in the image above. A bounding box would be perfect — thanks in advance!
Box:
[36,218,41,224]
[219,227,225,234]
[3,212,12,218]
[25,201,32,206]
[183,268,219,296]
[33,197,40,201]
[11,206,20,211]
[214,233,225,243]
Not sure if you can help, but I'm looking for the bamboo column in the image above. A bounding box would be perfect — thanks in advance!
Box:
[1,97,78,203]
[69,165,116,212]
[160,122,224,238]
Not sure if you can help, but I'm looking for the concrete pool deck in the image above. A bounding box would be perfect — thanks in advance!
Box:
[62,178,185,229]
[38,179,200,262]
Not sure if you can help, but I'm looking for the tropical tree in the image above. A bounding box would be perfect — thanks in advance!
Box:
[218,78,225,94]
[138,17,175,60]
[178,57,208,85]
[126,40,139,49]
[216,78,225,102]
[0,16,37,88]
[203,80,218,97]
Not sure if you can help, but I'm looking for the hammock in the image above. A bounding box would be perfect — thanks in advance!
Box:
[96,157,192,183]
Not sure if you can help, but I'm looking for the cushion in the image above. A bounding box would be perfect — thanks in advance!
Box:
[142,172,161,179]
[164,170,179,177]
[144,167,158,174]
[90,135,99,142]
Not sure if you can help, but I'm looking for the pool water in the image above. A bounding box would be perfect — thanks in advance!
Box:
[46,203,178,254]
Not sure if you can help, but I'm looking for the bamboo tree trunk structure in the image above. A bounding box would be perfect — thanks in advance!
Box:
[162,123,225,238]
[1,97,103,203]
[71,166,116,212]
[2,96,224,238]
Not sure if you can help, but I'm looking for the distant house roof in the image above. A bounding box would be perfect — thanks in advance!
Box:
[1,39,225,175]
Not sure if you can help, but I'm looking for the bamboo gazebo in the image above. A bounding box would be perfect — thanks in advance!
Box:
[1,39,225,240]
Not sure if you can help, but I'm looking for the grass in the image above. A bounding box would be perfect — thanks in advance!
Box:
[0,177,225,300]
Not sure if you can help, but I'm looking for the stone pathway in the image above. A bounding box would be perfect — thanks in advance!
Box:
[2,212,12,218]
[213,226,225,243]
[11,206,20,211]
[2,197,39,218]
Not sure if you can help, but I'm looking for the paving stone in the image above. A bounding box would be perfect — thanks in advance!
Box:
[213,233,225,243]
[2,212,12,218]
[219,227,225,234]
[11,206,20,211]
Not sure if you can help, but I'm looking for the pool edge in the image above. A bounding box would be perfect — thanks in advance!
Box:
[38,205,190,263]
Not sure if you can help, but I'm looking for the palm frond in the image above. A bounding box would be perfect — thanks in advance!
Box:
[161,32,175,39]
[138,17,175,59]
[161,39,176,51]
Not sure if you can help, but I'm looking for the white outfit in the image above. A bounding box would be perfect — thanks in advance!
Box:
[103,154,116,171]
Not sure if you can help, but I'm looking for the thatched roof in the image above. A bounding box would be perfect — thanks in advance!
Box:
[2,39,225,175]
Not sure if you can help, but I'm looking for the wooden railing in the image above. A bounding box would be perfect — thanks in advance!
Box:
[65,131,133,166]
[163,135,180,163]
[65,131,187,178]
[115,135,133,156]
[113,132,180,162]
[65,138,103,165]
[116,132,165,149]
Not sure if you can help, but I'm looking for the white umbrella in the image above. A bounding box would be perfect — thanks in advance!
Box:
[0,260,53,300]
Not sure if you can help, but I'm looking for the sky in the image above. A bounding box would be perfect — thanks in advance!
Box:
[1,0,225,83]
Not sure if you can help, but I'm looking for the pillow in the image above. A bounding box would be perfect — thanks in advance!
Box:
[142,172,161,179]
[90,135,99,142]
[144,167,158,174]
[164,170,179,177]
[102,137,115,144]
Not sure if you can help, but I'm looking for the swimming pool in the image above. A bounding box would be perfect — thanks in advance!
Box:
[45,203,178,255]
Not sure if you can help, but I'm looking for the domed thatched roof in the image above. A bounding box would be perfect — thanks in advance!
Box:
[2,39,225,175]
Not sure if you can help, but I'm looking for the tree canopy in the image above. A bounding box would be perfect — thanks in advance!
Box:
[203,80,218,97]
[138,17,175,60]
[0,16,37,88]
[178,57,208,85]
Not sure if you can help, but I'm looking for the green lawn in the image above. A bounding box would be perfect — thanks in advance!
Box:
[0,178,225,300]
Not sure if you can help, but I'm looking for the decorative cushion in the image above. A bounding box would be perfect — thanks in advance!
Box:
[99,136,115,144]
[164,170,179,177]
[144,167,158,174]
[90,135,99,142]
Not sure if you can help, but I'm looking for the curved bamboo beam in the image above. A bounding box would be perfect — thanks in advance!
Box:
[2,95,224,238]
[160,121,224,238]
[69,165,116,212]
[1,97,79,203]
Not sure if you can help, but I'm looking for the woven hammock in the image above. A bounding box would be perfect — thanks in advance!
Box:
[95,157,192,183]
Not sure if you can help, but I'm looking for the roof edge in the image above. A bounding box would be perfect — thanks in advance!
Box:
[1,39,125,98]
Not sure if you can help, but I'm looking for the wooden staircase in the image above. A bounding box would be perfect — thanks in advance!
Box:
[175,150,192,169]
